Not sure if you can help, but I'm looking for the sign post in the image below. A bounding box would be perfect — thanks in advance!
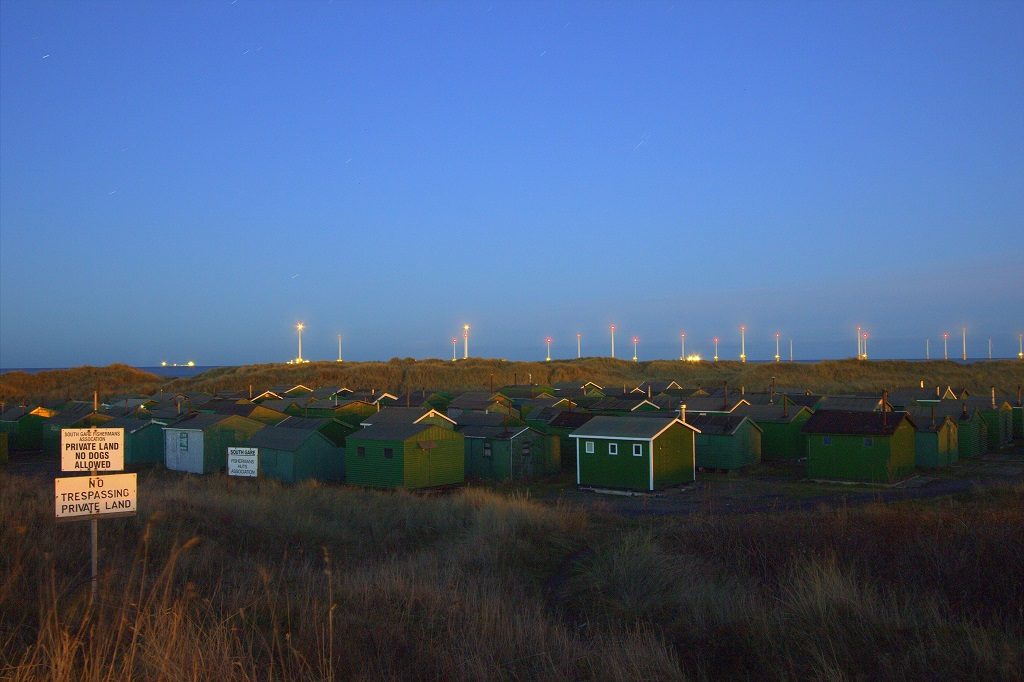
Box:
[56,427,133,603]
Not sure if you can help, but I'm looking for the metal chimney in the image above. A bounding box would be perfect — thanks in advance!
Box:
[680,403,687,422]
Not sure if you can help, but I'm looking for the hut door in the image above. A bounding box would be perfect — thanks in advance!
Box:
[518,440,533,479]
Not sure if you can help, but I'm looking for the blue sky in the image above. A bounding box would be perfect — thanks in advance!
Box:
[1,1,1021,367]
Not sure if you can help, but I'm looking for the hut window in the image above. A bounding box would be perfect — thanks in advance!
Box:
[585,441,594,454]
[608,443,618,455]
[178,432,189,451]
[357,446,366,457]
[384,447,393,459]
[483,443,492,458]
[632,443,643,457]
[521,443,530,457]
[863,437,874,447]
[823,436,832,446]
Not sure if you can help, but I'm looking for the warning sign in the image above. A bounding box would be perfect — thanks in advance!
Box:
[61,428,125,472]
[228,447,258,477]
[55,473,137,520]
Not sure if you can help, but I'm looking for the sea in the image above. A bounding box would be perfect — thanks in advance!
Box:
[0,366,223,379]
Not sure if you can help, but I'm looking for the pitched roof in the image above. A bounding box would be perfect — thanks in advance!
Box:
[460,425,532,440]
[685,413,759,436]
[546,411,595,429]
[903,407,956,433]
[46,402,96,426]
[361,407,455,427]
[452,411,508,427]
[815,396,889,412]
[448,391,500,410]
[678,396,745,413]
[1,406,31,421]
[102,416,164,433]
[569,416,695,439]
[802,410,913,436]
[246,425,324,451]
[732,404,811,423]
[349,422,435,442]
[163,412,231,431]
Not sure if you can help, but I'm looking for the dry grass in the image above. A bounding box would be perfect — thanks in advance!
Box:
[3,359,1023,404]
[2,470,1022,680]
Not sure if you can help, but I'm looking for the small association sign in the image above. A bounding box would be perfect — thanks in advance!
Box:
[227,447,258,477]
[55,473,137,520]
[61,428,125,472]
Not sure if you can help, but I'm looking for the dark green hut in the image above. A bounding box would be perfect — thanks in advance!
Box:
[244,425,344,483]
[732,404,813,461]
[904,407,958,468]
[345,423,464,490]
[802,410,916,483]
[965,394,1014,450]
[102,416,167,467]
[462,425,558,480]
[569,416,697,492]
[687,413,763,471]
[42,403,112,457]
[0,405,55,451]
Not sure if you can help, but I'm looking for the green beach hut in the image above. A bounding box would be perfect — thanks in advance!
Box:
[904,407,958,468]
[103,416,167,467]
[569,416,698,492]
[802,410,916,483]
[345,423,464,490]
[732,404,813,461]
[0,405,55,451]
[687,413,763,471]
[462,425,558,481]
[244,425,344,483]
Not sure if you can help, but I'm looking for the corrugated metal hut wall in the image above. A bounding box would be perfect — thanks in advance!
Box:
[977,407,1011,450]
[403,426,464,489]
[653,423,695,488]
[958,412,984,458]
[164,428,204,474]
[204,417,266,474]
[758,411,811,461]
[1012,405,1023,439]
[542,434,561,474]
[576,436,651,491]
[344,436,405,488]
[125,423,164,466]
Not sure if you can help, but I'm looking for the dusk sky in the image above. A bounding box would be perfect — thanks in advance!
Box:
[1,1,1021,368]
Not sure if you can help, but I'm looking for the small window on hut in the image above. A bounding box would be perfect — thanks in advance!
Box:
[608,443,618,455]
[585,441,594,454]
[384,447,394,459]
[632,443,643,457]
[483,443,492,458]
[357,446,366,457]
[823,436,832,446]
[863,437,873,447]
[521,443,530,457]
[178,432,189,452]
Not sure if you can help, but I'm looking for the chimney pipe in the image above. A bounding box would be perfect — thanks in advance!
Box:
[961,401,967,418]
[93,390,98,412]
[783,398,789,418]
[920,379,925,389]
[931,404,936,430]
[1017,384,1022,407]
[882,390,888,427]
[680,402,686,422]
[991,386,996,409]
[936,385,940,398]
[647,385,652,398]
[770,376,776,405]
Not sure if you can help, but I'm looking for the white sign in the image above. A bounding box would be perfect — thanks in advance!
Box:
[61,428,125,472]
[55,473,137,520]
[228,447,258,477]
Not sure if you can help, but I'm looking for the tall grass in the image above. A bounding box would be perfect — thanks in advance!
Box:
[2,470,1022,680]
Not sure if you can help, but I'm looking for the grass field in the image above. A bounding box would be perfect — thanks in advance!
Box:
[2,470,1022,681]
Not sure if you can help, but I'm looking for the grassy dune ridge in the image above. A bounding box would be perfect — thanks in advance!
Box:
[2,471,1022,680]
[3,358,1023,403]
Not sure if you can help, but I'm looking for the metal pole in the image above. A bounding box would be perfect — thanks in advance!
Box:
[90,467,98,605]
[577,333,581,359]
